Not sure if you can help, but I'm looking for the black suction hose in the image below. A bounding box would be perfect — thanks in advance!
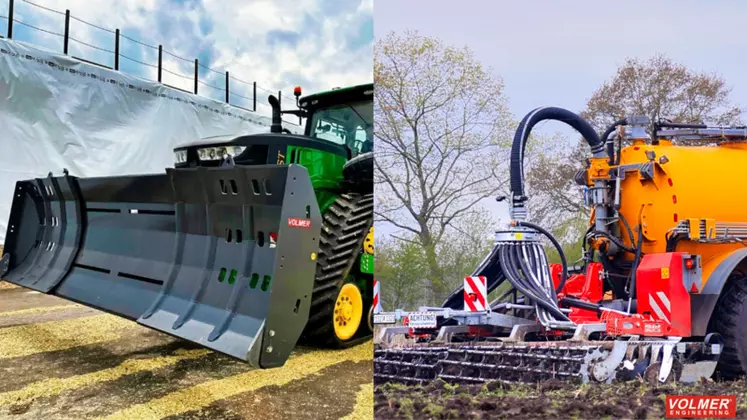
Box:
[601,118,627,165]
[515,220,568,294]
[457,108,607,324]
[510,107,604,202]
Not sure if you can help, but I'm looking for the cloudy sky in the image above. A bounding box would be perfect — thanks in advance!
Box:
[376,0,747,138]
[375,0,747,233]
[0,0,373,117]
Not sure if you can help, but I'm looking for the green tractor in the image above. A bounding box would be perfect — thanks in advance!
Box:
[0,83,374,368]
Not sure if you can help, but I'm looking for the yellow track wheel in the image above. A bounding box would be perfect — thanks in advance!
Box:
[333,283,363,341]
[364,227,374,254]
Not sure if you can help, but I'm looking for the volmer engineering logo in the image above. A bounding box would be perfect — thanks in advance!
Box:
[666,395,736,418]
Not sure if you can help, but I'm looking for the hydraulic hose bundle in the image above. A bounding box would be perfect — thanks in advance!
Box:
[497,234,572,327]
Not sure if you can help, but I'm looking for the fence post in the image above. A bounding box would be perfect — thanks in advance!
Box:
[225,71,229,103]
[253,82,257,112]
[157,45,162,82]
[7,0,13,39]
[63,10,70,54]
[194,58,198,94]
[114,29,119,70]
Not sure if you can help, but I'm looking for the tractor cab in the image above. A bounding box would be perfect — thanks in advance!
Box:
[172,83,373,199]
[298,84,374,157]
[173,83,373,168]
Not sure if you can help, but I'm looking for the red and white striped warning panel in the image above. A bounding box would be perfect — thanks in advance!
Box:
[463,276,487,312]
[648,291,671,323]
[373,279,382,313]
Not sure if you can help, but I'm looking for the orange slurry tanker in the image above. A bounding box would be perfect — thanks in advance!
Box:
[374,108,747,385]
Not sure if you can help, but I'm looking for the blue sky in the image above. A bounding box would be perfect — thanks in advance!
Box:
[0,0,373,118]
[375,0,747,235]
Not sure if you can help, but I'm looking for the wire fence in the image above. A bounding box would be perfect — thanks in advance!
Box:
[1,0,302,126]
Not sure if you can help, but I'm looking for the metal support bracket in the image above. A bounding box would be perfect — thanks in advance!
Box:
[432,325,471,344]
[503,324,543,342]
[568,323,607,342]
[374,326,410,346]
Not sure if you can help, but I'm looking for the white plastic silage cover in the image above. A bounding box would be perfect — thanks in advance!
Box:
[0,38,300,243]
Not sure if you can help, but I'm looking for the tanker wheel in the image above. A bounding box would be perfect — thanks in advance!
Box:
[300,193,373,347]
[709,272,747,379]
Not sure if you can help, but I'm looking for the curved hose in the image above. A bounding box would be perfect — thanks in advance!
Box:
[515,220,568,293]
[510,107,604,201]
[618,212,636,248]
[591,230,636,254]
[601,118,627,165]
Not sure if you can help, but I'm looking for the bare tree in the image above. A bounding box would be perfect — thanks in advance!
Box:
[583,54,742,132]
[374,30,513,301]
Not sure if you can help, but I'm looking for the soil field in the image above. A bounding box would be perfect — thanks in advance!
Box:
[374,378,747,419]
[0,279,373,419]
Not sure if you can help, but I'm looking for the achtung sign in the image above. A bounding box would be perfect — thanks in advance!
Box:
[407,312,437,328]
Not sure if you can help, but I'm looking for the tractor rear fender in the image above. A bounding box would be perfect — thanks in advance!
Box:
[691,248,747,336]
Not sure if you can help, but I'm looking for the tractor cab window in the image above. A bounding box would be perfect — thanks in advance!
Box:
[309,100,373,156]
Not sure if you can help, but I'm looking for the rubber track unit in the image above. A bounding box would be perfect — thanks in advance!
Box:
[301,193,374,347]
[709,273,747,379]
